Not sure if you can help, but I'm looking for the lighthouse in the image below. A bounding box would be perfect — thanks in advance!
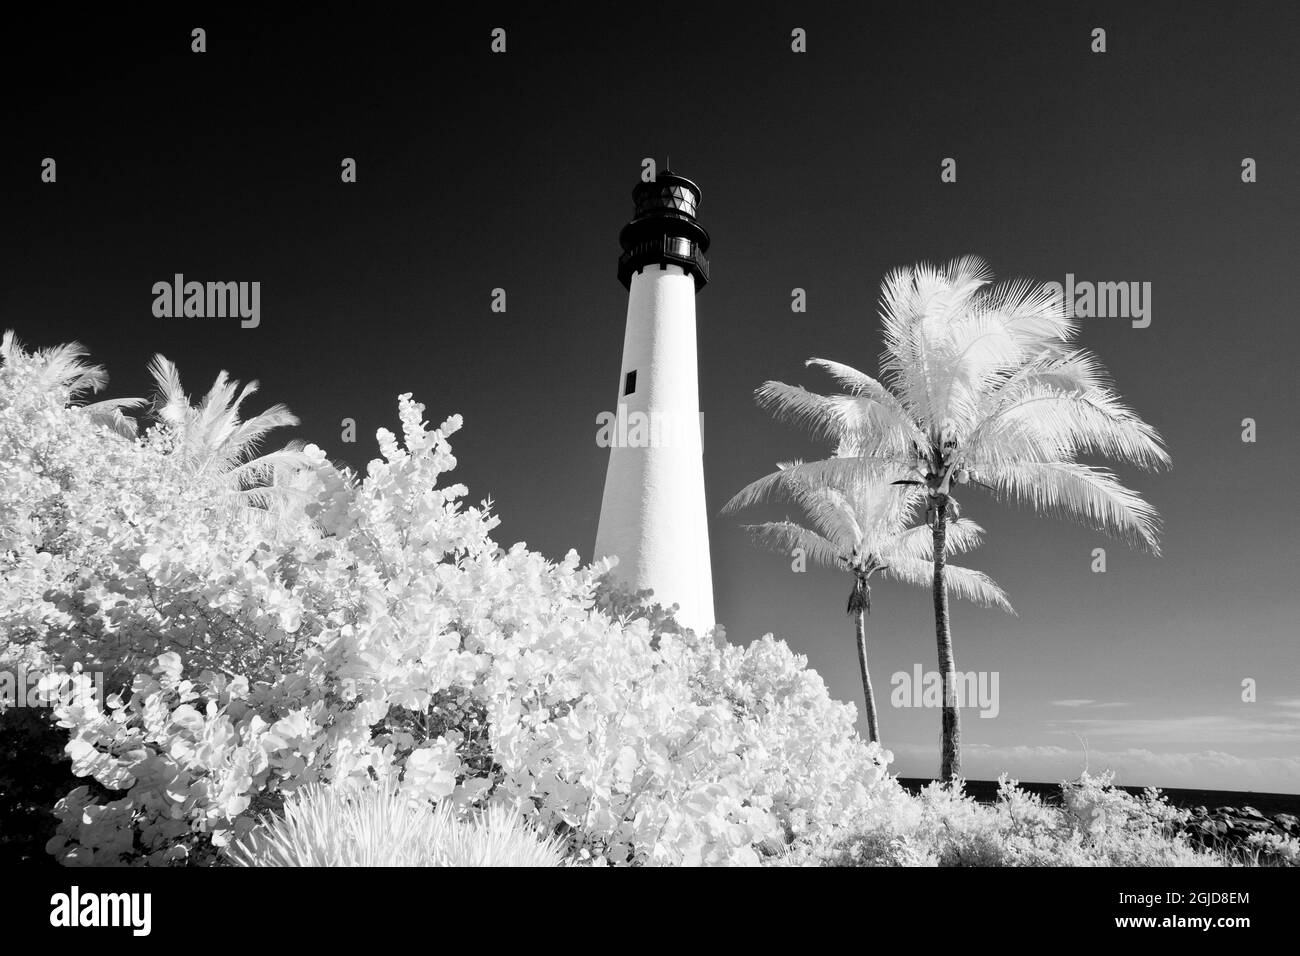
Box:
[594,170,715,633]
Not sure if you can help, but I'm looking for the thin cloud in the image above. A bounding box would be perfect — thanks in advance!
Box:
[1051,699,1128,709]
[1047,711,1300,745]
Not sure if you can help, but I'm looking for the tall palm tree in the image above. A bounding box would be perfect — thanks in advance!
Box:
[754,257,1168,779]
[146,354,311,516]
[723,463,1012,745]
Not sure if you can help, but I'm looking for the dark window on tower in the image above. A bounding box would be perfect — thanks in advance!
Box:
[624,370,637,395]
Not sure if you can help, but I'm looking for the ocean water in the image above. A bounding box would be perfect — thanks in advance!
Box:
[896,778,1300,817]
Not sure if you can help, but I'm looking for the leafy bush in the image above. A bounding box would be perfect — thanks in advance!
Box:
[1241,831,1300,866]
[782,772,1220,867]
[228,782,568,867]
[1,335,893,867]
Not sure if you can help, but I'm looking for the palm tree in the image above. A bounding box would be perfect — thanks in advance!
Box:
[1,330,145,438]
[754,257,1168,779]
[723,463,1012,745]
[146,354,311,516]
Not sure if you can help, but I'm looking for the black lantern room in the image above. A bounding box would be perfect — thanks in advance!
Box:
[617,170,711,290]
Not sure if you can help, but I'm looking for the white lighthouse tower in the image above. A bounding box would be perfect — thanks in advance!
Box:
[594,169,715,633]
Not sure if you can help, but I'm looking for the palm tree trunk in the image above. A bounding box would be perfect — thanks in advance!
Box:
[854,606,880,744]
[932,497,961,781]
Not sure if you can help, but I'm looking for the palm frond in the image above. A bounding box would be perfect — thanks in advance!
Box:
[225,447,315,490]
[752,381,913,454]
[976,459,1162,554]
[968,384,1170,471]
[3,333,108,397]
[889,516,986,560]
[723,463,862,545]
[148,354,189,426]
[0,330,21,367]
[82,396,147,439]
[741,521,844,570]
[979,275,1075,348]
[884,556,1014,613]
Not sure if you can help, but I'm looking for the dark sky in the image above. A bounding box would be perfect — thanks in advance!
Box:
[5,3,1298,790]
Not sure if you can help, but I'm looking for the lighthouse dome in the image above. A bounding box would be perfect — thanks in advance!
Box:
[632,171,702,219]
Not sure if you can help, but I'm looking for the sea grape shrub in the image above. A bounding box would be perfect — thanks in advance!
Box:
[590,577,700,647]
[0,345,321,692]
[0,340,893,866]
[784,772,1217,867]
